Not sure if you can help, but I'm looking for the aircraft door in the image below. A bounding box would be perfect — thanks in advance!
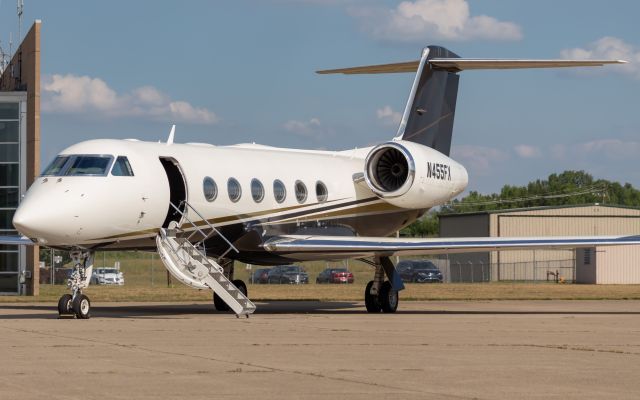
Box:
[159,157,187,228]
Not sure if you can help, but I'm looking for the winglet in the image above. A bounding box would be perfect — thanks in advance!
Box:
[167,124,175,145]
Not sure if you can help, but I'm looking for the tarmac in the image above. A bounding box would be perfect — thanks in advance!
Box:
[1,300,639,400]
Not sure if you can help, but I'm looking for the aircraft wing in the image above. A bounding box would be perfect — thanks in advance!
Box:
[0,235,35,246]
[263,235,640,258]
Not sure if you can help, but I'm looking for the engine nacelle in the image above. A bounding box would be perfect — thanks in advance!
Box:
[363,140,468,209]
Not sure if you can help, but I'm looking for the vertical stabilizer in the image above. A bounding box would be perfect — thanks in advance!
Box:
[394,46,460,156]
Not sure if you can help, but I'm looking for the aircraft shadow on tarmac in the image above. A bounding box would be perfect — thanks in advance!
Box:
[1,301,640,319]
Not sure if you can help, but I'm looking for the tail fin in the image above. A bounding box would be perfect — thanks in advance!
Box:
[318,46,625,156]
[396,46,459,155]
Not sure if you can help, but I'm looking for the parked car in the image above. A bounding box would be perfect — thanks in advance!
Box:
[91,268,125,285]
[316,268,354,284]
[397,260,443,283]
[267,265,309,284]
[251,268,271,284]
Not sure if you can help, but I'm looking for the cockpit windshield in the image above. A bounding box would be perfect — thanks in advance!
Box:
[41,155,114,177]
[67,156,112,176]
[42,156,70,176]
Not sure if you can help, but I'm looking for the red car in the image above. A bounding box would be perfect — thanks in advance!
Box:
[316,268,354,284]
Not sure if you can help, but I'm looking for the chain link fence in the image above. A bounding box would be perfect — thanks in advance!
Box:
[431,258,575,283]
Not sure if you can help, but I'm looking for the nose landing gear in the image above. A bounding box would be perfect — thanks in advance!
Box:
[57,251,94,319]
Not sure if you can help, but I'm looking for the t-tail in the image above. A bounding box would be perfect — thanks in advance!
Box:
[318,46,626,156]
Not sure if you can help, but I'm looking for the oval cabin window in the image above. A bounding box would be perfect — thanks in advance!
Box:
[227,178,242,203]
[203,177,217,202]
[295,180,307,204]
[273,179,286,203]
[251,178,265,203]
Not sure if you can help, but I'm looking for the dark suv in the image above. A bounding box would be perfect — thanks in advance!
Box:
[267,265,309,284]
[397,260,443,283]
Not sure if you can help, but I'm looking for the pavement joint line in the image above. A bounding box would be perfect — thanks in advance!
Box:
[486,343,640,356]
[0,325,480,398]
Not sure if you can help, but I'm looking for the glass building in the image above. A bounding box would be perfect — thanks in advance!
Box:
[0,93,26,294]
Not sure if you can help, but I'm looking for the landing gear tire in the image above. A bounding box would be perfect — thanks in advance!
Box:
[233,279,247,297]
[364,281,382,313]
[57,294,73,316]
[72,294,91,319]
[213,292,230,311]
[379,281,398,313]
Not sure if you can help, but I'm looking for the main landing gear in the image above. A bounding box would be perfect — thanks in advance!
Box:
[58,251,94,319]
[361,256,404,313]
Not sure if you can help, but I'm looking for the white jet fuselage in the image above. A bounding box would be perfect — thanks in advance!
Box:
[13,138,468,262]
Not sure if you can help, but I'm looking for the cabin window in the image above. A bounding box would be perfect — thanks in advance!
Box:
[295,180,307,204]
[273,179,286,203]
[251,179,264,203]
[65,155,113,176]
[203,177,218,202]
[316,181,328,202]
[111,156,134,176]
[227,178,242,202]
[42,156,70,176]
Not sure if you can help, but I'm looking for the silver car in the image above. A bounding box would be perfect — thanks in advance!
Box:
[91,268,125,285]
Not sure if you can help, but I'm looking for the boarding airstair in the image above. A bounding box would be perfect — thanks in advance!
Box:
[156,201,256,317]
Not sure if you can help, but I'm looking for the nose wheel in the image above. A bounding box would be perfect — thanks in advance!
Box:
[57,293,91,318]
[58,251,94,319]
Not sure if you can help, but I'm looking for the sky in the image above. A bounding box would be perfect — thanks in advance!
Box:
[1,0,639,195]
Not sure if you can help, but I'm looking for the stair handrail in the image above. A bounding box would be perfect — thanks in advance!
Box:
[169,201,239,256]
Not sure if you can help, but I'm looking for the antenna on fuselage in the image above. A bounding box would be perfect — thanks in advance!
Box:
[167,124,175,145]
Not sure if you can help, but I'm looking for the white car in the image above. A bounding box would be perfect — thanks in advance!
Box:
[91,268,125,285]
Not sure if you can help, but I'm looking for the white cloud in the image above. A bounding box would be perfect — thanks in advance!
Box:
[42,74,218,125]
[283,117,332,140]
[376,106,402,126]
[514,144,541,159]
[560,139,640,160]
[560,37,640,79]
[450,145,509,175]
[349,0,522,42]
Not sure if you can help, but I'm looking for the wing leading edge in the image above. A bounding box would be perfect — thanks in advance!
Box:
[263,235,640,258]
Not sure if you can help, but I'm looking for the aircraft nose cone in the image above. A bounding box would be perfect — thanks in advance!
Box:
[13,204,35,235]
[12,202,50,240]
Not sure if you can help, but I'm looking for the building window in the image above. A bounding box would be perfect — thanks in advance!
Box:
[316,181,328,202]
[251,179,264,203]
[583,249,591,265]
[203,177,218,202]
[273,179,286,203]
[111,156,134,176]
[295,180,307,204]
[228,178,242,202]
[0,100,22,293]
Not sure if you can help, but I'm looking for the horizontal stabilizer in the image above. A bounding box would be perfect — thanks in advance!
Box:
[317,59,626,74]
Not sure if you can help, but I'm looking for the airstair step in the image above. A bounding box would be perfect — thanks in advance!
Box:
[157,226,256,316]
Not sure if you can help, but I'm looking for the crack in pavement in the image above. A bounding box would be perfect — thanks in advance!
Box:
[0,326,481,400]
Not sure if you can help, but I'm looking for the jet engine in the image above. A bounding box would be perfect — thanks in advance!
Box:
[363,141,468,209]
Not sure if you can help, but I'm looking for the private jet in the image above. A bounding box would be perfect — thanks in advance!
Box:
[5,45,640,319]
